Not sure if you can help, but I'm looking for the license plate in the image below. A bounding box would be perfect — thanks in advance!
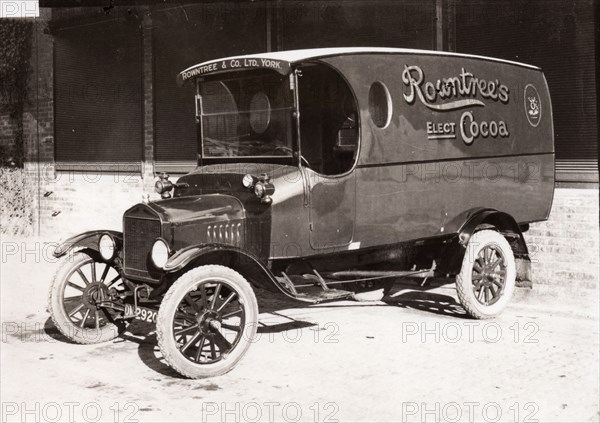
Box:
[133,306,157,323]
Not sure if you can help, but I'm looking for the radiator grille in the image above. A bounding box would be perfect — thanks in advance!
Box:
[124,217,161,273]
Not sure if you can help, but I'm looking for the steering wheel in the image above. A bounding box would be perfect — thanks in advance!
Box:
[274,145,311,168]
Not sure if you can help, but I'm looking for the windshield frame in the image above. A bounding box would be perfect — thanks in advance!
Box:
[195,70,300,167]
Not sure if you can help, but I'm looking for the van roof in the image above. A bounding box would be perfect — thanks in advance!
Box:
[177,47,541,85]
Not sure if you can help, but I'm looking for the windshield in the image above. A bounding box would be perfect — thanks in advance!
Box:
[198,72,294,158]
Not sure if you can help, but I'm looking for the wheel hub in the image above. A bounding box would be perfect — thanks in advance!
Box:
[481,265,496,286]
[82,283,109,309]
[197,310,221,334]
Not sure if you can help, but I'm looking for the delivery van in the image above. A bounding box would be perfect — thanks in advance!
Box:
[49,48,554,378]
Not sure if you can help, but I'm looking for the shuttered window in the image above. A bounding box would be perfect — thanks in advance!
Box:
[153,4,267,173]
[54,20,142,171]
[454,0,598,182]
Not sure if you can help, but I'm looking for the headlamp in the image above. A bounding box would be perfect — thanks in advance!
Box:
[151,238,170,268]
[155,172,174,198]
[254,182,266,198]
[242,174,256,189]
[98,234,116,261]
[243,173,275,204]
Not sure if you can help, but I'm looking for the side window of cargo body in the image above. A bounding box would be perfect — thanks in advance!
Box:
[369,81,392,128]
[298,64,358,175]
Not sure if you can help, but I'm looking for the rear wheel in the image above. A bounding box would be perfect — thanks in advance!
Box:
[48,251,128,344]
[455,230,516,319]
[156,265,258,378]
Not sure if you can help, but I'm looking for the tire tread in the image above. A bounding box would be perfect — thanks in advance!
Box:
[156,265,258,379]
[455,230,516,319]
[48,251,122,344]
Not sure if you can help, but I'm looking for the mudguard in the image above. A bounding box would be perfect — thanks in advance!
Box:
[53,230,123,258]
[163,243,292,296]
[438,209,531,286]
[457,209,529,255]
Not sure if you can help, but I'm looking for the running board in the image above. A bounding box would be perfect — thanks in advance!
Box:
[294,288,355,303]
[277,273,354,304]
[276,268,437,304]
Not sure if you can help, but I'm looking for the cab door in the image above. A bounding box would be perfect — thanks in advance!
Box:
[296,62,358,251]
[307,169,356,250]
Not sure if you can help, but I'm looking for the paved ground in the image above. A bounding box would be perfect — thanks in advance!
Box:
[1,240,599,423]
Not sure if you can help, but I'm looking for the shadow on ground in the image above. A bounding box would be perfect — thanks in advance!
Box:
[41,283,470,378]
[384,290,469,318]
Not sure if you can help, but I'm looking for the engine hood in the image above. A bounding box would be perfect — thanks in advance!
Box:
[124,194,249,252]
[123,163,298,256]
[121,194,249,280]
[149,194,245,225]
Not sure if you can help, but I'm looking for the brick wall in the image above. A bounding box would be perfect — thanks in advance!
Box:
[526,188,599,290]
[141,9,155,191]
[8,8,598,292]
[0,112,18,155]
[39,171,149,237]
[20,9,54,236]
[21,7,157,238]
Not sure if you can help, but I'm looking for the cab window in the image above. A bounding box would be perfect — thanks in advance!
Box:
[298,64,358,175]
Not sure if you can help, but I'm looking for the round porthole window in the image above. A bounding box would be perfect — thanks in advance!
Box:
[368,81,392,128]
[249,92,271,134]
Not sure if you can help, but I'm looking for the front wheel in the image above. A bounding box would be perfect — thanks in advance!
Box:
[48,251,129,344]
[455,230,516,319]
[156,265,258,378]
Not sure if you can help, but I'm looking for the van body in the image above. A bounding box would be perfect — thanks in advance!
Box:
[50,48,554,378]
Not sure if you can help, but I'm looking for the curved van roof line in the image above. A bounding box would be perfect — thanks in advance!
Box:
[177,47,541,85]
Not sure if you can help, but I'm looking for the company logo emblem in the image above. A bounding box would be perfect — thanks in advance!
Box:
[524,84,541,127]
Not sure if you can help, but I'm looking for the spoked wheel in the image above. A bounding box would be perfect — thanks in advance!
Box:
[156,265,258,378]
[456,230,516,319]
[48,251,129,344]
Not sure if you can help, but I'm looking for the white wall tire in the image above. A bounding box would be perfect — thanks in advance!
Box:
[455,230,516,319]
[48,252,126,344]
[156,265,258,379]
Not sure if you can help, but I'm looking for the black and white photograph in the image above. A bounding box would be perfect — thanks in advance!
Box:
[1,0,598,422]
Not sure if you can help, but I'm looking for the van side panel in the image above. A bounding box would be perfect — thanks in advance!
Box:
[353,154,553,245]
[323,54,554,247]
